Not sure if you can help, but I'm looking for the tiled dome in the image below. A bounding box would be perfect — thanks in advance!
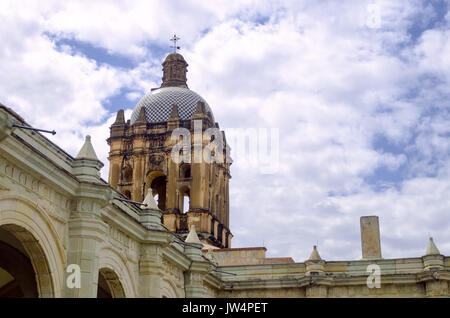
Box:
[130,87,214,124]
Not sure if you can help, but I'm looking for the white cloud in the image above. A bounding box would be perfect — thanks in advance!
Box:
[41,0,272,58]
[0,2,133,158]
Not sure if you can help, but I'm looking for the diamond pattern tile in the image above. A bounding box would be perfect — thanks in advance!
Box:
[130,87,214,124]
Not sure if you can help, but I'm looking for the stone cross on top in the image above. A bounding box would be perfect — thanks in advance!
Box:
[170,34,181,53]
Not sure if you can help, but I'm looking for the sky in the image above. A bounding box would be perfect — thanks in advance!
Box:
[0,0,449,261]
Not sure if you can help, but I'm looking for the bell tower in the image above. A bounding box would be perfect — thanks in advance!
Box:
[107,47,232,248]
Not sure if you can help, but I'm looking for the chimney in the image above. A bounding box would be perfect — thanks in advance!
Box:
[360,216,382,260]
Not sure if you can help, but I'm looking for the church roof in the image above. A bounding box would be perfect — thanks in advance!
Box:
[130,87,214,124]
[163,52,187,63]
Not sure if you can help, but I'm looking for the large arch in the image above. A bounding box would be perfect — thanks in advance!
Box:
[0,233,38,297]
[0,224,53,297]
[97,268,125,298]
[161,278,181,298]
[0,195,66,297]
[98,245,136,298]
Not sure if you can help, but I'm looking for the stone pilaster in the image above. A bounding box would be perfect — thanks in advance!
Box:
[139,244,165,298]
[190,119,203,210]
[66,137,111,298]
[65,196,108,298]
[166,147,178,213]
[183,226,211,298]
[425,279,448,297]
[139,199,172,298]
[184,244,211,298]
[138,228,173,297]
[305,285,328,298]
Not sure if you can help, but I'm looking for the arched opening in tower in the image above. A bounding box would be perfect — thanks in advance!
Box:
[180,163,191,179]
[151,176,166,210]
[179,186,190,214]
[145,171,167,211]
[183,195,190,213]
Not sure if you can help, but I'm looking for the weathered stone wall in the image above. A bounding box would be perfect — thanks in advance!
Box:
[214,257,450,298]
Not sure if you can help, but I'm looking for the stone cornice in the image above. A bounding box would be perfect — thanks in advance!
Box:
[74,182,112,204]
[204,272,223,290]
[417,270,450,282]
[1,132,79,195]
[217,269,450,291]
[101,204,148,241]
[141,228,174,246]
[163,245,192,271]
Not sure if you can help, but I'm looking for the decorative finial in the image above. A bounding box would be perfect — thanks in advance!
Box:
[425,237,441,255]
[308,245,322,261]
[170,34,180,53]
[185,225,203,245]
[76,135,99,161]
[142,189,159,210]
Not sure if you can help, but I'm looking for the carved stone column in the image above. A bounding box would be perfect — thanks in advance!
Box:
[66,138,111,298]
[138,206,173,298]
[139,244,165,298]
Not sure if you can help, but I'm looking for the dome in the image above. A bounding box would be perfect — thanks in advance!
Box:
[130,87,214,124]
[163,52,186,63]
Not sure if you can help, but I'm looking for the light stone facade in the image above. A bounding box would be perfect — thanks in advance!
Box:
[0,52,449,298]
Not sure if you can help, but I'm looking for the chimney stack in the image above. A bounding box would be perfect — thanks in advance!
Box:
[360,216,382,260]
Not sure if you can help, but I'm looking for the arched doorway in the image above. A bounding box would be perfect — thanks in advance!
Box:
[0,225,53,298]
[97,268,125,298]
